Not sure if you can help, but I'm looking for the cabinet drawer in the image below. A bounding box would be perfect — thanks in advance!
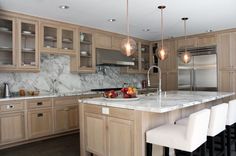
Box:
[0,101,24,112]
[84,104,102,115]
[109,107,134,120]
[84,104,134,120]
[26,98,52,109]
[54,96,78,107]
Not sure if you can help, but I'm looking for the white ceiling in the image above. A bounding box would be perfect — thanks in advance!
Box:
[0,0,236,41]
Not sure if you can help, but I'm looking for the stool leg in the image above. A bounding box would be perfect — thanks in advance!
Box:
[221,131,226,156]
[201,142,207,156]
[209,136,215,156]
[146,143,152,156]
[164,147,169,156]
[227,126,231,156]
[235,123,236,150]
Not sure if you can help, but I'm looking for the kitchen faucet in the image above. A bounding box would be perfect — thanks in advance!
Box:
[147,65,162,94]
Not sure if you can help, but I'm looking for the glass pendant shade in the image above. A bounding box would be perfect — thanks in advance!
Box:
[156,47,168,61]
[121,38,137,56]
[181,50,191,64]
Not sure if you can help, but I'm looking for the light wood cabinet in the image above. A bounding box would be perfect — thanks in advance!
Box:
[0,112,25,144]
[0,16,16,69]
[95,33,112,49]
[108,117,134,156]
[0,15,40,72]
[177,37,198,49]
[71,30,96,73]
[54,105,79,133]
[197,35,216,47]
[28,109,53,138]
[217,32,236,70]
[82,104,135,156]
[53,96,79,133]
[85,112,107,156]
[18,19,39,70]
[40,22,77,55]
[111,36,124,51]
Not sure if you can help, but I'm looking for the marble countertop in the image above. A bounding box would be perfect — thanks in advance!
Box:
[79,91,235,113]
[0,91,100,102]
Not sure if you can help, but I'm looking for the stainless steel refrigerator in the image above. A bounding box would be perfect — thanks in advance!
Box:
[178,46,217,91]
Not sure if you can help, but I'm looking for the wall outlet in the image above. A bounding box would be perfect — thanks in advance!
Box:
[102,107,109,115]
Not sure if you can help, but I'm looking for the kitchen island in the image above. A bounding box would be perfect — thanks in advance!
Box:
[79,91,234,156]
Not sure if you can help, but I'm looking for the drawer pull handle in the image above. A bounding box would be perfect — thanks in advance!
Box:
[37,113,43,117]
[37,102,43,106]
[7,105,14,109]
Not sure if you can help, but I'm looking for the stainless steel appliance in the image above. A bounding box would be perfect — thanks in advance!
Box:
[3,83,11,98]
[178,46,217,91]
[96,48,134,66]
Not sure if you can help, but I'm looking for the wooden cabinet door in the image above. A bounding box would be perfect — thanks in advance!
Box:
[95,33,112,49]
[217,33,231,70]
[230,32,236,68]
[85,113,107,156]
[177,37,197,49]
[54,105,79,133]
[28,109,52,138]
[18,19,39,70]
[166,72,178,91]
[165,40,177,72]
[0,16,17,70]
[0,112,25,144]
[197,35,216,47]
[111,36,123,51]
[107,117,134,156]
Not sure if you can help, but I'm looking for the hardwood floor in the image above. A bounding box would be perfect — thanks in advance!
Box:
[0,133,80,156]
[0,133,235,156]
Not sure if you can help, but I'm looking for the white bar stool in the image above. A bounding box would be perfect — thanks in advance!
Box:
[176,103,228,156]
[226,100,236,156]
[146,109,210,156]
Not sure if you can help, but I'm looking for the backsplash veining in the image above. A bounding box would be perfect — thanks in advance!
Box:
[0,54,145,94]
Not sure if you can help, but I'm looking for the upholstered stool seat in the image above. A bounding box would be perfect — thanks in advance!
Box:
[146,109,210,156]
[176,103,228,156]
[226,100,236,156]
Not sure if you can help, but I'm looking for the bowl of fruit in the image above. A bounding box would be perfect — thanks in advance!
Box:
[104,90,118,98]
[121,86,137,98]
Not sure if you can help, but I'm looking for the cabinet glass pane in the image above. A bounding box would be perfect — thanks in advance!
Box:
[80,32,92,68]
[141,44,150,70]
[44,26,57,48]
[129,52,138,70]
[21,22,36,66]
[0,19,13,66]
[62,29,74,50]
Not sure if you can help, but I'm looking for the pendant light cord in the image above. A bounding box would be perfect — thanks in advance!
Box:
[184,19,187,52]
[161,8,163,49]
[126,0,130,41]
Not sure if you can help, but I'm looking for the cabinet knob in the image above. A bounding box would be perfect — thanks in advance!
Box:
[37,102,43,106]
[6,105,14,109]
[37,113,43,117]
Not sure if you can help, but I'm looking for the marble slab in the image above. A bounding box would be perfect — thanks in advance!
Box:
[79,91,235,113]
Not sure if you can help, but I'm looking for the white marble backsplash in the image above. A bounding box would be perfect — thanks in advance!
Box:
[0,54,145,94]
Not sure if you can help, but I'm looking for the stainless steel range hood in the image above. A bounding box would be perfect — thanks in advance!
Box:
[96,48,134,66]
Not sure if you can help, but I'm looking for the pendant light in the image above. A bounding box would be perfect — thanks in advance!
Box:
[181,17,191,64]
[156,5,168,61]
[121,0,137,57]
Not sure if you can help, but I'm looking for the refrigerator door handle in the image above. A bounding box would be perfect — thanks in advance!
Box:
[190,69,193,91]
[192,69,196,91]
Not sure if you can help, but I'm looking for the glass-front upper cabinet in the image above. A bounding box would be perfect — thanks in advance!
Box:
[41,22,76,55]
[19,19,39,68]
[79,31,95,71]
[140,43,150,72]
[41,23,59,51]
[61,28,76,53]
[0,17,15,67]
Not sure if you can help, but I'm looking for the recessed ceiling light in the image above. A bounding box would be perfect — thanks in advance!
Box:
[142,28,150,32]
[108,19,116,22]
[59,5,69,9]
